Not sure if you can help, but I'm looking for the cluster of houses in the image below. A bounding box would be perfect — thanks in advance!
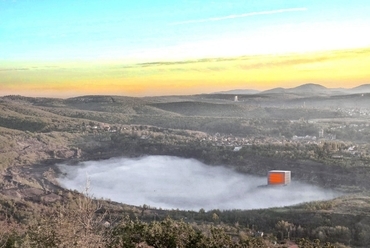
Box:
[71,121,370,158]
[78,122,119,134]
[201,133,251,147]
[339,108,370,117]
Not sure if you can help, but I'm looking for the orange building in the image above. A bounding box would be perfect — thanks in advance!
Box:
[268,170,291,185]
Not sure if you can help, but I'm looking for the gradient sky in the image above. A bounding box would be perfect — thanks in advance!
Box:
[1,0,370,97]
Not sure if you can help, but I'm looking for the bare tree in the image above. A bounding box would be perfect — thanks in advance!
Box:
[27,176,110,247]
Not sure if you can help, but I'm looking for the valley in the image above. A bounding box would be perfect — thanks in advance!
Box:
[1,84,370,247]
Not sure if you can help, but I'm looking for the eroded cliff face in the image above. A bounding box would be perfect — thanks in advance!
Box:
[1,128,83,167]
[0,127,84,204]
[1,165,61,205]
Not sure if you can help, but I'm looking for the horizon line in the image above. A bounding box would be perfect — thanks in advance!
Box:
[1,82,370,99]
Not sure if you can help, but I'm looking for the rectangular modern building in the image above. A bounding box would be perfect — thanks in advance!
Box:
[268,170,291,185]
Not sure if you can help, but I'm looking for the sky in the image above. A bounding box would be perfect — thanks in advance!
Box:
[1,0,370,97]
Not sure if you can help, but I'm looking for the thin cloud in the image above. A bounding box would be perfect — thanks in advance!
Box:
[170,8,307,25]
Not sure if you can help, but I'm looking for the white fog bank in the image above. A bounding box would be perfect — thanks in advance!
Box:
[56,156,338,211]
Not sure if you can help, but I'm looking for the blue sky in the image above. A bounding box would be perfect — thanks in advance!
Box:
[1,0,370,63]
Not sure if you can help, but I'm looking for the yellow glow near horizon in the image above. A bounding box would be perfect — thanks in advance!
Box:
[1,47,370,97]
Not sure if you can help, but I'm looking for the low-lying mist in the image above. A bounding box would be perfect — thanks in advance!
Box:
[57,156,338,211]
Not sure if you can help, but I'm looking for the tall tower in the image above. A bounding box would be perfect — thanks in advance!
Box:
[319,129,324,138]
[234,96,238,102]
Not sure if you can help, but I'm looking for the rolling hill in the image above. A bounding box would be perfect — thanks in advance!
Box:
[218,83,370,96]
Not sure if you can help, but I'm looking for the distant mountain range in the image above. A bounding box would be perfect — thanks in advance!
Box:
[216,89,261,95]
[216,83,370,96]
